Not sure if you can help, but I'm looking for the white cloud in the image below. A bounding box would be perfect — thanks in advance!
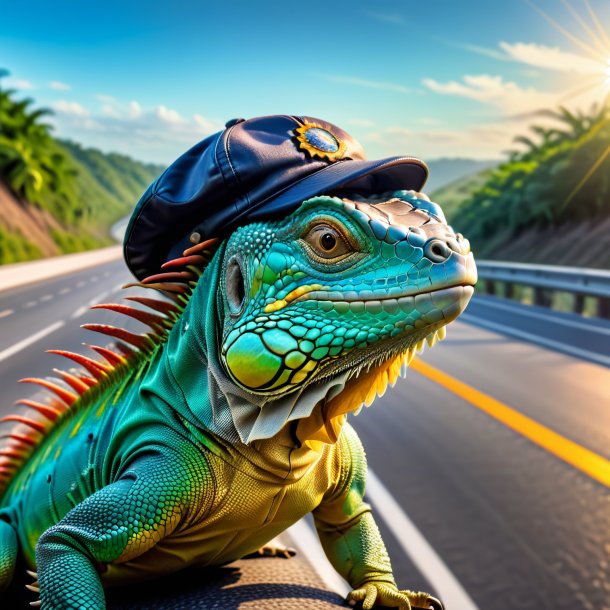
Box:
[194,114,217,132]
[362,121,527,160]
[128,101,142,118]
[48,96,222,163]
[455,43,512,62]
[4,78,34,90]
[499,42,604,75]
[53,100,89,117]
[101,104,121,118]
[48,81,71,91]
[314,73,410,94]
[156,104,183,124]
[423,74,556,114]
[95,94,116,103]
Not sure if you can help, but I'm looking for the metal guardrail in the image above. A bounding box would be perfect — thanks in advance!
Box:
[476,260,610,318]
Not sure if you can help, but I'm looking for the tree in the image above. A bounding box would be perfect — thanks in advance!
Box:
[0,73,79,215]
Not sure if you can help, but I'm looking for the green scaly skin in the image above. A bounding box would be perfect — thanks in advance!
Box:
[0,191,476,609]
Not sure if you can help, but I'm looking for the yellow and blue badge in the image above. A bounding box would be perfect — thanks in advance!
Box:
[295,122,347,162]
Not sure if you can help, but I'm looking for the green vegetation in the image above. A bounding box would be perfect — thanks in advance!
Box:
[0,225,43,263]
[0,70,164,264]
[447,102,610,265]
[58,140,164,232]
[0,81,78,221]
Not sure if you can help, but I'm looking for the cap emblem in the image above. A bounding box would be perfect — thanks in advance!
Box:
[295,122,347,162]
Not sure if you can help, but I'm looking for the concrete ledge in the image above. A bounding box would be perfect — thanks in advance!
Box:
[0,246,123,293]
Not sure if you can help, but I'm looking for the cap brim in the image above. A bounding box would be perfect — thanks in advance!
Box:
[234,155,429,226]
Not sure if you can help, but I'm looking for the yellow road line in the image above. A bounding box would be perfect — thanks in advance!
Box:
[410,358,610,489]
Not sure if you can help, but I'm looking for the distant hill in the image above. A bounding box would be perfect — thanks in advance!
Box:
[59,139,164,241]
[424,158,499,193]
[430,167,495,222]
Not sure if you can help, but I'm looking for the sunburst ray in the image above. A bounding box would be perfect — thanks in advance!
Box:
[524,0,608,62]
[561,139,610,211]
[583,0,610,50]
[559,0,609,56]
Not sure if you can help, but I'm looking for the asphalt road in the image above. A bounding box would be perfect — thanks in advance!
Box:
[1,260,609,610]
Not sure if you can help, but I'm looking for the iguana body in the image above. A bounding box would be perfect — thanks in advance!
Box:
[0,191,476,609]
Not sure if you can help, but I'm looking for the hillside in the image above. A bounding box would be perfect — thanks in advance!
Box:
[424,158,498,193]
[432,167,610,268]
[0,84,164,264]
[429,103,610,269]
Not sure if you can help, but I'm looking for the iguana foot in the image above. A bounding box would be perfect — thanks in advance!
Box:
[347,581,443,610]
[247,537,296,559]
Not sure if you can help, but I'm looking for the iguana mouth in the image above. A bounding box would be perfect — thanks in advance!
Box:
[303,281,475,302]
[307,284,474,386]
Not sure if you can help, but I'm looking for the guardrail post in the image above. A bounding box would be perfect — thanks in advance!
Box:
[534,287,552,308]
[598,297,610,319]
[504,283,514,299]
[484,279,496,296]
[573,294,585,315]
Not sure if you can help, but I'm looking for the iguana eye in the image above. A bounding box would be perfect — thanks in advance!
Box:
[302,224,353,262]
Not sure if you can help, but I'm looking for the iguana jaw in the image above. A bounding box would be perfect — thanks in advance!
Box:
[305,284,474,387]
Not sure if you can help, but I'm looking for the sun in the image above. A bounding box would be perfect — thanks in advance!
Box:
[606,58,610,85]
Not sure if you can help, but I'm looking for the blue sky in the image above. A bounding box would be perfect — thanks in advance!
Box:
[2,0,610,163]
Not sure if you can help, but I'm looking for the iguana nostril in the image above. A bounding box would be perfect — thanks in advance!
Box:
[424,239,452,262]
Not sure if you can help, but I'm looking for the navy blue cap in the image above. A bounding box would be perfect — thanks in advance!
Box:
[124,114,428,280]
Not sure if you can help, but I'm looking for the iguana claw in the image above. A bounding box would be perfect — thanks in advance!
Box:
[246,538,297,559]
[347,582,443,609]
[427,596,444,610]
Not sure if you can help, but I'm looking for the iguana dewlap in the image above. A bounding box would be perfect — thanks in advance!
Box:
[0,191,476,610]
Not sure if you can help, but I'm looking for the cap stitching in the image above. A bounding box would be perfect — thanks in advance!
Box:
[224,124,251,211]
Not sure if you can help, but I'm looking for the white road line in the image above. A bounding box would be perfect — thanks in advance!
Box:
[71,290,113,319]
[461,313,610,368]
[23,301,37,308]
[71,306,88,319]
[40,294,53,302]
[59,287,71,295]
[88,290,111,306]
[0,309,14,319]
[0,321,65,363]
[474,297,610,335]
[76,281,86,288]
[285,519,351,598]
[367,470,480,610]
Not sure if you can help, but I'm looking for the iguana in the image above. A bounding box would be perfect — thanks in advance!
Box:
[0,190,476,610]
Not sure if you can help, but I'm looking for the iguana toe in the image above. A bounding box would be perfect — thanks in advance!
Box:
[248,538,296,559]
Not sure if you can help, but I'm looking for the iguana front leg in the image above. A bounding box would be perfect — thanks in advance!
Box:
[35,454,197,609]
[313,429,441,610]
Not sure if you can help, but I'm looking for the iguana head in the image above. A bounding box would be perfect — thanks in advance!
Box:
[218,191,476,399]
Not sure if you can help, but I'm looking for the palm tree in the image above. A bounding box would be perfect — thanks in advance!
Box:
[0,77,78,212]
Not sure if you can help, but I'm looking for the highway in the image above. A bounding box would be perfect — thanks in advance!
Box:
[1,259,609,610]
